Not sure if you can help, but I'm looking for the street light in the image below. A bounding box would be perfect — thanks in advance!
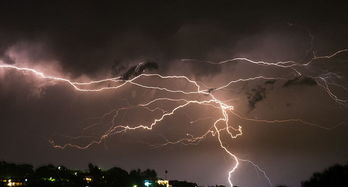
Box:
[144,180,152,187]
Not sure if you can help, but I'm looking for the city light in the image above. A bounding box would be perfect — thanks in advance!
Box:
[144,180,152,187]
[84,177,93,183]
[156,179,170,187]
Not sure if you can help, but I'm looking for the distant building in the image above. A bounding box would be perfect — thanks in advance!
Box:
[1,179,26,186]
[143,179,172,187]
[83,176,93,183]
[156,179,171,187]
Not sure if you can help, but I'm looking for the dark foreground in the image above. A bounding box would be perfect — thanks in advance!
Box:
[1,161,348,187]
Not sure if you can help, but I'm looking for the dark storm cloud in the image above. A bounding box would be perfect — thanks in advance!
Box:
[246,86,267,110]
[2,1,346,78]
[120,61,159,80]
[0,0,232,78]
[111,60,127,76]
[246,76,317,110]
[0,1,179,76]
[283,76,317,87]
[265,80,277,85]
[0,54,15,64]
[245,80,278,110]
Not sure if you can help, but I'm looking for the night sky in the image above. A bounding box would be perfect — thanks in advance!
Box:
[1,1,348,187]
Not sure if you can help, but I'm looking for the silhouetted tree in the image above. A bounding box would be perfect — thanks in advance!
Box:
[105,166,130,187]
[0,161,33,178]
[302,163,348,187]
[0,161,200,187]
[88,163,105,187]
[29,165,59,187]
[170,180,197,187]
[141,169,157,180]
[130,169,143,186]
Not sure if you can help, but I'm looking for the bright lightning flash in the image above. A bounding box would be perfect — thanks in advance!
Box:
[1,49,348,187]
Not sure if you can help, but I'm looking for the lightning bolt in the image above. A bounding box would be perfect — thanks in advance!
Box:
[1,48,348,187]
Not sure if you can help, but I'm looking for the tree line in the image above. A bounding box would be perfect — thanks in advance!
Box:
[2,160,347,187]
[0,161,197,187]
